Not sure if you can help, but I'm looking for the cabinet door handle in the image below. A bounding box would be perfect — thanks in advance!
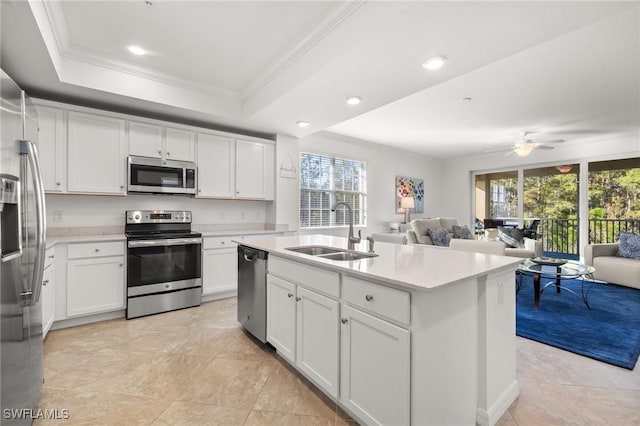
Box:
[295,297,301,302]
[42,279,49,286]
[94,248,100,253]
[287,293,293,298]
[158,150,162,155]
[48,255,55,259]
[365,294,374,302]
[166,152,171,157]
[56,182,61,186]
[341,318,348,324]
[120,185,124,189]
[119,264,123,267]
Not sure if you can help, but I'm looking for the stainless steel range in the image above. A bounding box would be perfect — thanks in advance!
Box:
[125,210,202,319]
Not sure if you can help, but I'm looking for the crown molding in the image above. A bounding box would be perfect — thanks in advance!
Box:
[240,0,367,104]
[37,0,238,100]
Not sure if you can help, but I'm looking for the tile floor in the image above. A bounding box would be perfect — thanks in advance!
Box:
[36,298,639,425]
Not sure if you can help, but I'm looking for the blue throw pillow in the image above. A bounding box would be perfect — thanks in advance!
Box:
[452,224,474,240]
[427,227,451,247]
[618,231,640,260]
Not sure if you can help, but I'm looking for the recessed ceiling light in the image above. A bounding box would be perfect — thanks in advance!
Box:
[296,121,310,128]
[128,45,146,56]
[422,55,447,71]
[345,96,362,105]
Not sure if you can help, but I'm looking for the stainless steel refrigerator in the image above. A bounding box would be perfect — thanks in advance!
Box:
[1,69,46,424]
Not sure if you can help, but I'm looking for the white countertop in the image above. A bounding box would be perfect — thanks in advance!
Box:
[237,234,521,292]
[46,234,125,249]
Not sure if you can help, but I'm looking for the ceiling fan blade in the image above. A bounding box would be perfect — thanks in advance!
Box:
[484,146,515,154]
[535,145,555,150]
[543,139,565,144]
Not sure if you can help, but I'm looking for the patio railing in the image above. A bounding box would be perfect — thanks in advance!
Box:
[495,217,640,257]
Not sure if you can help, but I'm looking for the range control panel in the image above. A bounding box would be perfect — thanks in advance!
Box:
[126,210,192,224]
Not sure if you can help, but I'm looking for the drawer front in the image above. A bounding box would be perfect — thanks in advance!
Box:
[68,241,125,259]
[269,256,340,298]
[203,236,238,250]
[342,276,410,326]
[44,247,56,270]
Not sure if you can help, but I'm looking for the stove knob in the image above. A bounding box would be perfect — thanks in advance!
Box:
[134,214,140,220]
[128,216,133,220]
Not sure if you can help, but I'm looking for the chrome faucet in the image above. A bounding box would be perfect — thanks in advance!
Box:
[331,202,361,251]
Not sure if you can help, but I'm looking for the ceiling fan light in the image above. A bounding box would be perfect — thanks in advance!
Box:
[514,144,534,157]
[556,165,573,173]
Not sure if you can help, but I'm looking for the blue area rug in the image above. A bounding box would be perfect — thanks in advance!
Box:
[516,275,640,370]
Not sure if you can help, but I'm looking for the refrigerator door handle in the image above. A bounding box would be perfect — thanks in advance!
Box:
[21,139,46,305]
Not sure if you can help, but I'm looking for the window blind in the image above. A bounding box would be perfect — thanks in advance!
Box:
[299,152,367,229]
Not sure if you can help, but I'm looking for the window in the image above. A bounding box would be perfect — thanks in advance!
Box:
[299,152,367,228]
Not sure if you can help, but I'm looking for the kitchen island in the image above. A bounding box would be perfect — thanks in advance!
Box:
[237,234,522,426]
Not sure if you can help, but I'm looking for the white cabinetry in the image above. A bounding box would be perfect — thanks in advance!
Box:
[41,247,56,338]
[197,135,274,200]
[340,304,410,426]
[196,133,235,198]
[35,106,66,192]
[266,274,296,362]
[67,112,126,195]
[129,122,196,162]
[66,241,125,317]
[235,139,274,200]
[267,257,340,399]
[128,121,162,158]
[165,127,195,161]
[202,236,238,296]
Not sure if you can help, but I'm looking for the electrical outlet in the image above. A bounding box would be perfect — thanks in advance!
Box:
[53,210,64,224]
[497,282,504,305]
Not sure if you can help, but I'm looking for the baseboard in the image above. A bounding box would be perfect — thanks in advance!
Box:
[476,380,520,426]
[51,310,125,331]
[202,289,237,303]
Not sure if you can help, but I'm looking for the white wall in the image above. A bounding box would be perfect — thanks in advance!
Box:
[298,131,445,237]
[442,133,640,227]
[46,193,270,228]
[267,133,300,231]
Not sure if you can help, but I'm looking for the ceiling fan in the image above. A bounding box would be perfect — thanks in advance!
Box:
[486,132,565,157]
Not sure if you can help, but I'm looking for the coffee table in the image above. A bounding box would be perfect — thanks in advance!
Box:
[516,259,596,310]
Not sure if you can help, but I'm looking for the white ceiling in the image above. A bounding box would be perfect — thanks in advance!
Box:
[1,1,638,159]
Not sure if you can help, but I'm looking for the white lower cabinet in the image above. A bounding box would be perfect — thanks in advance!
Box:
[340,304,410,426]
[202,237,238,295]
[266,273,340,398]
[66,242,125,317]
[267,275,297,362]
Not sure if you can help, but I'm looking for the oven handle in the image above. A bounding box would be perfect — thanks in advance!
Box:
[128,237,202,248]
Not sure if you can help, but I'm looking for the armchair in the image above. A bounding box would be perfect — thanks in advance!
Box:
[584,243,640,289]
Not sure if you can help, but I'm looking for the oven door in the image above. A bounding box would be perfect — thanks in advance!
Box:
[127,238,202,295]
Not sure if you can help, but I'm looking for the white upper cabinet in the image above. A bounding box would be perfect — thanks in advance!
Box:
[67,112,127,195]
[197,133,235,198]
[35,106,66,192]
[236,139,274,200]
[128,121,163,158]
[165,127,195,162]
[129,122,195,162]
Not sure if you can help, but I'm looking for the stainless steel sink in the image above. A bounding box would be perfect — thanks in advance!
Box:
[319,251,379,261]
[285,245,345,256]
[284,245,379,261]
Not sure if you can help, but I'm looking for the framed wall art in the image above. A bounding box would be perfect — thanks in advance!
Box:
[396,175,424,214]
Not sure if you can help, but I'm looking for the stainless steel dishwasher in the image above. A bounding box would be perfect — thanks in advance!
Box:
[237,245,268,343]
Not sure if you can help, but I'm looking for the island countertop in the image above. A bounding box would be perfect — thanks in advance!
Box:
[237,234,521,292]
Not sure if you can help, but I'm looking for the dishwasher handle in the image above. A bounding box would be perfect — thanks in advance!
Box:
[239,246,267,263]
[243,253,258,262]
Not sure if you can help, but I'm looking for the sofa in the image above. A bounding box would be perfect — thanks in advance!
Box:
[584,243,640,289]
[406,217,460,245]
[408,218,542,258]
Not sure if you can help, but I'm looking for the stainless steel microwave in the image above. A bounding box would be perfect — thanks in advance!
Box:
[128,156,197,195]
